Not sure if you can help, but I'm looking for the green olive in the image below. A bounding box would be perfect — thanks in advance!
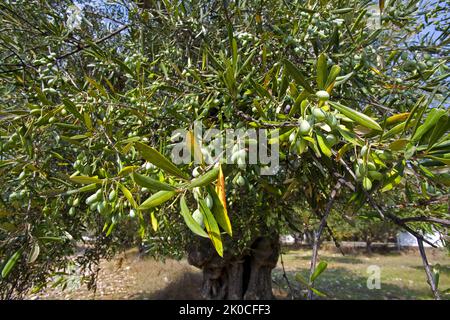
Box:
[299,119,311,135]
[316,90,330,101]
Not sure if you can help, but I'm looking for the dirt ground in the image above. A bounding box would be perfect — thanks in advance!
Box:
[27,247,450,300]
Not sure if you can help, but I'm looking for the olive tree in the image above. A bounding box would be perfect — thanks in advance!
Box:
[0,0,449,299]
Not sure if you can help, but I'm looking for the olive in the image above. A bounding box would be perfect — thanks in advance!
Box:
[316,90,330,101]
[299,119,311,135]
[363,177,372,191]
[325,134,338,146]
[312,107,326,121]
[72,198,80,207]
[108,190,117,202]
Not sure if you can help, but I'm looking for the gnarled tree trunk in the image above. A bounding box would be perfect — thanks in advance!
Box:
[187,234,280,300]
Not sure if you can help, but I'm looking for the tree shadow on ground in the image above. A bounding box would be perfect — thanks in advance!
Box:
[273,267,432,300]
[128,266,432,300]
[129,271,203,300]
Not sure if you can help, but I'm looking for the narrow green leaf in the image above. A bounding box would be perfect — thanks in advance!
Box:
[135,142,188,179]
[106,222,116,237]
[384,122,407,139]
[283,59,313,93]
[69,176,103,185]
[180,195,209,238]
[118,166,139,177]
[62,99,84,123]
[198,198,223,257]
[2,249,22,278]
[316,133,332,157]
[411,108,446,142]
[325,65,341,91]
[206,185,232,236]
[190,167,219,188]
[316,53,327,89]
[119,183,138,209]
[427,115,449,150]
[311,261,328,281]
[139,190,177,210]
[133,172,176,191]
[329,101,382,131]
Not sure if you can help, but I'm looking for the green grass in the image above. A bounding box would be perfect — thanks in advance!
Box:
[273,248,450,300]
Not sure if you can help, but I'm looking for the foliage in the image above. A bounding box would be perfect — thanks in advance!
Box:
[0,0,449,298]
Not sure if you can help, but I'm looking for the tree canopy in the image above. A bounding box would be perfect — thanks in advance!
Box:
[0,0,449,299]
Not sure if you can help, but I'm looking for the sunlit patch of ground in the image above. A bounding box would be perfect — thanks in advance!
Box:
[273,247,450,300]
[28,247,449,300]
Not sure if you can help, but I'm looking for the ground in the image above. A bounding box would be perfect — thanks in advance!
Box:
[28,246,450,300]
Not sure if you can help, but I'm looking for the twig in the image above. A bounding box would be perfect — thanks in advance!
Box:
[0,24,130,74]
[399,216,450,227]
[56,24,130,61]
[236,110,298,128]
[280,252,295,300]
[336,156,437,247]
[417,238,441,300]
[307,181,341,300]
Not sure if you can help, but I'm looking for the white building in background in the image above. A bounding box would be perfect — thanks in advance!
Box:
[280,234,295,245]
[397,230,445,248]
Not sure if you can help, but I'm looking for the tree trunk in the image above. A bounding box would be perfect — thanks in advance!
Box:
[187,235,280,300]
[366,239,372,254]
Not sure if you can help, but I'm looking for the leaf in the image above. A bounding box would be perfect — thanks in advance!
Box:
[337,127,364,146]
[427,115,449,150]
[389,139,409,151]
[427,156,450,165]
[316,133,332,157]
[135,142,188,179]
[283,59,313,93]
[207,185,232,236]
[83,112,92,130]
[215,164,229,222]
[412,108,446,142]
[139,190,177,210]
[325,65,341,93]
[69,175,103,184]
[190,167,219,188]
[386,112,409,126]
[180,195,209,238]
[384,122,407,139]
[62,99,84,123]
[2,249,22,278]
[329,101,382,131]
[150,212,158,232]
[198,198,223,257]
[133,172,176,191]
[316,53,327,90]
[106,222,116,237]
[119,183,138,209]
[186,131,204,164]
[118,166,139,177]
[311,261,328,281]
[28,243,40,264]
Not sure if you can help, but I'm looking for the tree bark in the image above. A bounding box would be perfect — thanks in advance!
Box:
[187,235,280,300]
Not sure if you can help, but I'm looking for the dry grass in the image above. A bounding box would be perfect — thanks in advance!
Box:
[29,249,202,300]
